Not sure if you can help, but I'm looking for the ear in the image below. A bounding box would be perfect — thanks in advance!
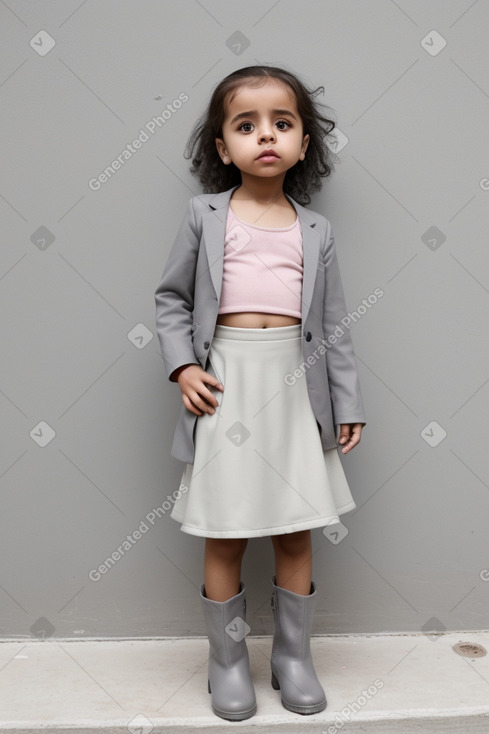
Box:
[215,137,231,165]
[299,133,310,161]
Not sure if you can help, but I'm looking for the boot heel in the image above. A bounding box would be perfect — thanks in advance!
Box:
[208,679,211,694]
[271,670,280,690]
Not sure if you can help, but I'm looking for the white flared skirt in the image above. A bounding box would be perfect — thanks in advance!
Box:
[171,324,356,538]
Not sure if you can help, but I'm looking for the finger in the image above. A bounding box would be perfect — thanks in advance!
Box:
[187,378,222,410]
[338,427,351,444]
[199,384,221,409]
[189,389,217,415]
[182,393,203,416]
[203,374,225,392]
[340,431,361,454]
[350,425,362,443]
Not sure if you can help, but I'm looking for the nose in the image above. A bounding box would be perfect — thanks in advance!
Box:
[258,122,276,143]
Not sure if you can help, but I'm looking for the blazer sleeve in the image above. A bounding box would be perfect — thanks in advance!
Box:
[154,197,201,381]
[321,221,366,427]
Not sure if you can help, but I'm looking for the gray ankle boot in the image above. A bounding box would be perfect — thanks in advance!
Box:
[200,582,257,721]
[270,576,327,714]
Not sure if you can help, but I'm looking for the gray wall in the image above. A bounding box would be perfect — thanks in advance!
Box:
[1,0,488,640]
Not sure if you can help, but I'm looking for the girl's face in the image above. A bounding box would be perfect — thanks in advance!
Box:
[215,78,309,184]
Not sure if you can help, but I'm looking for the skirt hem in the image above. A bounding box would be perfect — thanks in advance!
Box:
[171,499,356,538]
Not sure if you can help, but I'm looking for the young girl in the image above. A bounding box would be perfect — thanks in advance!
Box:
[154,65,366,722]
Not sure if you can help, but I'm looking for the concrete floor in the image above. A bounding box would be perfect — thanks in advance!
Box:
[0,631,489,733]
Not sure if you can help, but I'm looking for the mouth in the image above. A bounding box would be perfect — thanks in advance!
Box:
[257,149,280,161]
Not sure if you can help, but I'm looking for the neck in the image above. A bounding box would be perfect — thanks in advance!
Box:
[233,174,288,205]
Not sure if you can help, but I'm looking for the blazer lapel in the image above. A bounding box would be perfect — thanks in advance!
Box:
[201,186,239,305]
[202,186,321,325]
[288,194,321,326]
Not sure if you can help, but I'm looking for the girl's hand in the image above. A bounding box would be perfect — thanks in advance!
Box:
[338,423,363,454]
[176,364,224,416]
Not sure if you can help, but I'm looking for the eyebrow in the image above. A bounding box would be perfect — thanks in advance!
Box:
[229,109,298,125]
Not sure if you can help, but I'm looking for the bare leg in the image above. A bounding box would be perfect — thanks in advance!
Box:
[271,530,312,595]
[204,537,249,601]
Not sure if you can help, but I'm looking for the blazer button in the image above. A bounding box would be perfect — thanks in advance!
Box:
[204,341,210,349]
[305,332,312,342]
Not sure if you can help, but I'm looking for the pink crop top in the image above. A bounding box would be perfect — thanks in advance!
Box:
[218,207,303,318]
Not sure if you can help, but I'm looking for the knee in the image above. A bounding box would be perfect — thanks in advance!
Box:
[206,538,248,563]
[272,530,310,555]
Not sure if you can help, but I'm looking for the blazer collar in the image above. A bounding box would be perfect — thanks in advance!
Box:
[206,185,319,226]
[202,186,321,325]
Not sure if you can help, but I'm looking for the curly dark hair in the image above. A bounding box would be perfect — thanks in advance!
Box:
[184,65,339,206]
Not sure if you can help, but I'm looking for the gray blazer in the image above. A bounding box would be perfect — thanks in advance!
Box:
[154,185,366,464]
